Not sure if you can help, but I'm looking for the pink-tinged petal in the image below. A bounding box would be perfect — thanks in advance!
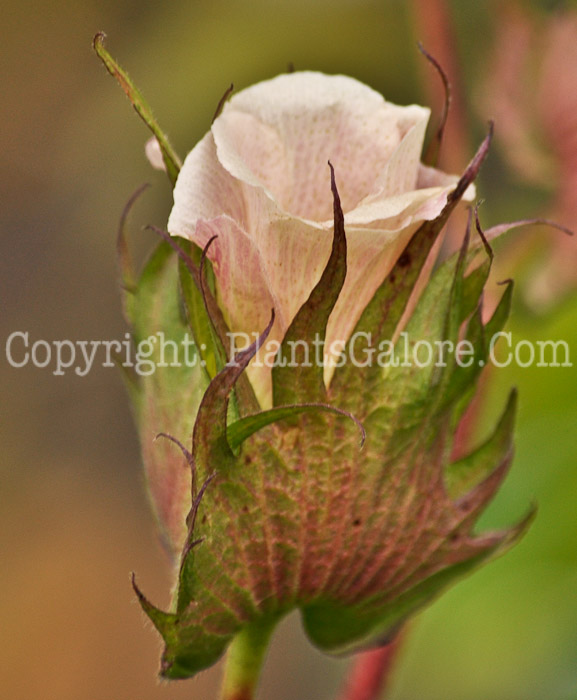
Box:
[341,185,454,228]
[212,72,430,221]
[255,217,331,329]
[360,107,430,200]
[168,132,249,235]
[342,168,473,229]
[192,216,283,408]
[416,163,464,189]
[323,222,419,384]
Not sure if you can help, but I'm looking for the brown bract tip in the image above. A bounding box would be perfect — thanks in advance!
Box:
[93,31,106,50]
[212,83,234,123]
[474,206,494,260]
[418,42,451,166]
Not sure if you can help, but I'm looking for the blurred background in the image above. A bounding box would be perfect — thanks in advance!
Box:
[1,0,576,698]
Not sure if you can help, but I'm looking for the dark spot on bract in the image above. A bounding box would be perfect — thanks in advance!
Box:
[398,252,411,268]
[353,518,361,526]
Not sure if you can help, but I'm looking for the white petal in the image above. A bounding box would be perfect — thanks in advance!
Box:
[360,108,430,201]
[323,222,419,385]
[168,132,249,235]
[193,216,283,408]
[341,185,452,228]
[212,72,430,221]
[144,136,166,171]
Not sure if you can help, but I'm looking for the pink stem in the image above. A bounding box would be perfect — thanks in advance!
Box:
[336,637,402,700]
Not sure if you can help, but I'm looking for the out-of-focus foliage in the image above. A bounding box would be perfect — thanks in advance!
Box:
[1,1,575,698]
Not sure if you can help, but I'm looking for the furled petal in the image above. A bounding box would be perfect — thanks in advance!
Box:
[192,216,281,407]
[212,72,430,221]
[169,72,475,404]
[323,221,421,380]
[358,108,428,201]
[341,185,454,228]
[168,132,248,231]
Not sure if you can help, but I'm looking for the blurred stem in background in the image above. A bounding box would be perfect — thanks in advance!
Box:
[336,636,403,700]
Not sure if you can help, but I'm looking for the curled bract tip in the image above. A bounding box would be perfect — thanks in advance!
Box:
[474,206,494,260]
[231,309,276,368]
[93,31,106,49]
[200,235,218,285]
[418,42,451,166]
[154,432,193,468]
[212,83,234,123]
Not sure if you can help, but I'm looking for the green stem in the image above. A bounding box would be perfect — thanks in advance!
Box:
[220,617,279,700]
